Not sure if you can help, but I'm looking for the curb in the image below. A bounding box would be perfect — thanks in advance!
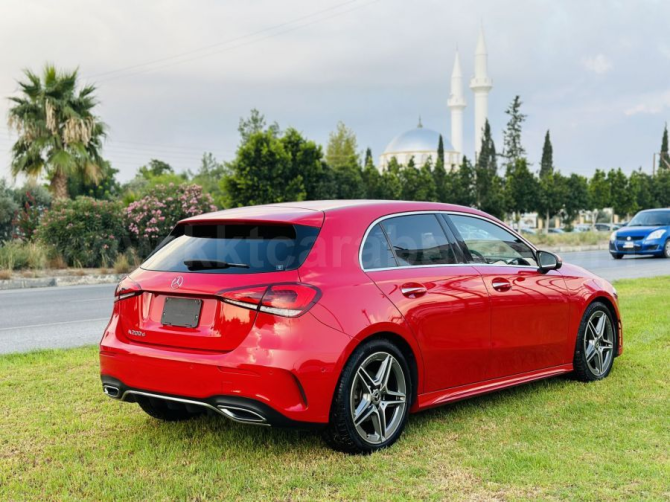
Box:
[0,274,123,291]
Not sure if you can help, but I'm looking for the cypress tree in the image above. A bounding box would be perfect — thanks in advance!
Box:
[475,121,504,218]
[539,130,554,179]
[502,96,527,165]
[660,124,669,171]
[433,135,448,202]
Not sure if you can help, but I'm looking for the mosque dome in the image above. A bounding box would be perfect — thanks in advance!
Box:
[383,125,454,157]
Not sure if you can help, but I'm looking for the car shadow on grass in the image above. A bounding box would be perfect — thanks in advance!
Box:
[127,373,582,455]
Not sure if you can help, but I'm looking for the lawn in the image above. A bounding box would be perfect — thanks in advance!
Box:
[1,277,668,500]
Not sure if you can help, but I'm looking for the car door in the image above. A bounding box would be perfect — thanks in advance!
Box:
[445,214,571,379]
[362,213,491,392]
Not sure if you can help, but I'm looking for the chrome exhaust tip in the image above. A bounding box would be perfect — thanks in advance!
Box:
[103,385,121,398]
[217,405,268,425]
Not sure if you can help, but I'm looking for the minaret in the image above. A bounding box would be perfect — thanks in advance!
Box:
[447,49,466,156]
[470,25,493,158]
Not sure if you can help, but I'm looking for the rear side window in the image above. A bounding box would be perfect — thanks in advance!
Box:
[141,223,320,274]
[381,214,457,266]
[361,223,397,269]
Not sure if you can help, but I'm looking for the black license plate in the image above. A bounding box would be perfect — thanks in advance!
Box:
[161,297,202,328]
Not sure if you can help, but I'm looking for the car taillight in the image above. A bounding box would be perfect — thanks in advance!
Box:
[114,277,142,302]
[219,283,320,318]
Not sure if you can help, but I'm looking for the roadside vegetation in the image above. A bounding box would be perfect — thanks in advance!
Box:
[0,276,668,500]
[527,231,610,248]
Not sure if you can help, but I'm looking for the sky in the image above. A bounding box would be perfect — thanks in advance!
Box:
[1,0,670,183]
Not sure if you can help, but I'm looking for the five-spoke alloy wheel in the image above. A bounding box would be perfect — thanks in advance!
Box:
[573,302,617,381]
[324,339,412,454]
[350,352,407,445]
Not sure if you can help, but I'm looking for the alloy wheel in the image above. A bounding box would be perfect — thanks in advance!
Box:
[583,310,615,376]
[349,352,407,445]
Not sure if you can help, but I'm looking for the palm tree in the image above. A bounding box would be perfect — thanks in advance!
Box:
[7,64,107,198]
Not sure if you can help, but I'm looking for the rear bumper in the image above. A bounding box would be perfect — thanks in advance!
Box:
[101,375,324,428]
[100,311,351,425]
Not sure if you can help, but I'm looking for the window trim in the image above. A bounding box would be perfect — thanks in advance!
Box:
[359,210,538,272]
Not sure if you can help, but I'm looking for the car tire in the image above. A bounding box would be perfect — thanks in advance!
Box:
[610,253,623,260]
[136,396,203,422]
[323,339,412,454]
[663,239,670,259]
[572,302,617,382]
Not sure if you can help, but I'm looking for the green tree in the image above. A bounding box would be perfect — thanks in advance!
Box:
[238,109,279,143]
[504,158,538,222]
[537,172,567,232]
[659,124,669,171]
[7,65,107,199]
[222,130,303,207]
[563,173,589,229]
[629,169,656,212]
[452,156,476,207]
[588,169,610,209]
[139,159,174,178]
[192,152,227,207]
[325,122,364,199]
[0,179,19,242]
[67,160,120,200]
[475,120,505,218]
[608,168,634,218]
[502,96,527,165]
[380,157,403,200]
[539,130,554,179]
[281,128,328,200]
[362,148,383,199]
[222,126,327,207]
[653,168,670,206]
[422,158,437,201]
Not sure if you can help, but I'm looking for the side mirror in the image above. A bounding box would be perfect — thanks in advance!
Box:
[537,250,562,273]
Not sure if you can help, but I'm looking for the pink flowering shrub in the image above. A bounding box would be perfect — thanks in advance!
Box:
[125,183,217,256]
[37,197,127,267]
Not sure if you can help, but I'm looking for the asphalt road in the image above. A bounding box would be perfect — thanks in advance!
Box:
[1,251,669,354]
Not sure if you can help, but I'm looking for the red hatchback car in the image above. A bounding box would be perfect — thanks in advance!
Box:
[100,201,622,453]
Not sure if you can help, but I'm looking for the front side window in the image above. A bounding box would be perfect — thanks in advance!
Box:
[381,214,457,266]
[448,215,537,267]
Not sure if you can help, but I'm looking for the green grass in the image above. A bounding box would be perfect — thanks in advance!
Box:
[1,277,669,500]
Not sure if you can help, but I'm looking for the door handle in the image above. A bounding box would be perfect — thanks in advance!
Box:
[401,283,427,298]
[491,278,512,292]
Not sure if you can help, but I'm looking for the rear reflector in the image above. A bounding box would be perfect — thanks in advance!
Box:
[219,283,320,318]
[114,277,142,302]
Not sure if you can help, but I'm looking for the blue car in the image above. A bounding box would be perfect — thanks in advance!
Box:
[609,208,670,259]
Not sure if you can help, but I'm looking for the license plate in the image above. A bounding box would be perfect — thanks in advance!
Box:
[623,242,634,249]
[161,297,202,328]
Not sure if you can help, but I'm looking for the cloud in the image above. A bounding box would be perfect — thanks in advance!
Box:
[581,54,613,74]
[624,90,670,116]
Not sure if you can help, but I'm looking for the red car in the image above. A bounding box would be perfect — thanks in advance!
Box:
[100,201,622,453]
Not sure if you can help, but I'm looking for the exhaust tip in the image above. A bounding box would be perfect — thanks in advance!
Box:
[217,405,267,425]
[103,385,120,398]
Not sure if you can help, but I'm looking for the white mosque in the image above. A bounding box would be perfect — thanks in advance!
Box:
[379,26,493,170]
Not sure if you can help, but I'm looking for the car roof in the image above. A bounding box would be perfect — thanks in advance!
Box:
[179,200,493,228]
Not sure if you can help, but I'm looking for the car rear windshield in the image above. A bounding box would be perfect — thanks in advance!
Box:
[141,223,320,274]
[628,211,670,227]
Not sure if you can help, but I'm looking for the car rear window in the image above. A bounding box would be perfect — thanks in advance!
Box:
[141,223,320,274]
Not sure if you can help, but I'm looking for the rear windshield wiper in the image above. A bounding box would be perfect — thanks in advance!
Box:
[184,260,250,270]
